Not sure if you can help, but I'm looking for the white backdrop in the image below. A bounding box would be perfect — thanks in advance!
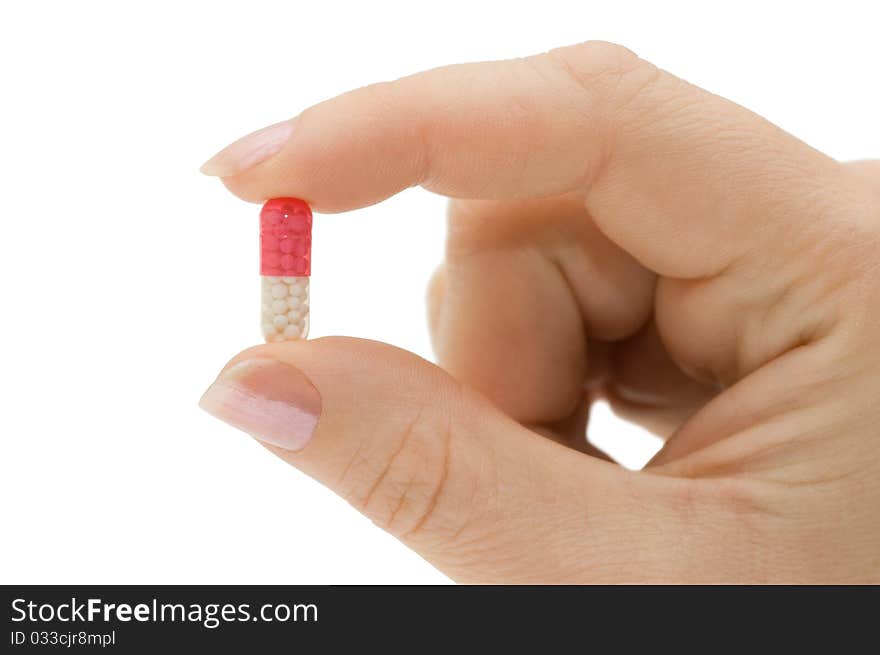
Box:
[1,0,877,584]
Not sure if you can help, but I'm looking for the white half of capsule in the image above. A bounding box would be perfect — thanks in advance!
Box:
[261,276,310,342]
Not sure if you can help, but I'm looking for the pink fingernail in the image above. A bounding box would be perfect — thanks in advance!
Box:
[199,119,294,177]
[199,358,321,451]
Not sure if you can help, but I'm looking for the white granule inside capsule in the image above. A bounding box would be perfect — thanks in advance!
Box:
[261,276,309,341]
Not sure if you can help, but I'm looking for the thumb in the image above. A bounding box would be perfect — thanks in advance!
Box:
[200,337,757,583]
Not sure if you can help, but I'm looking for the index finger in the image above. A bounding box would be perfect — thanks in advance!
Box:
[205,40,848,278]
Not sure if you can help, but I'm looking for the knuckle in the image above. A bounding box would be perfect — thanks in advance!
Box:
[824,201,880,277]
[550,40,642,79]
[766,195,880,326]
[543,40,678,165]
[546,40,659,108]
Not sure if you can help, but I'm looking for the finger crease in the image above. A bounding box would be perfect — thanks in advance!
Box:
[360,406,424,511]
[399,411,452,540]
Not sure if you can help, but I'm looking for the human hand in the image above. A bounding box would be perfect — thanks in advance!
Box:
[199,41,880,583]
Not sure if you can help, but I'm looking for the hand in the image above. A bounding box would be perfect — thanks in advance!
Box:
[199,41,880,583]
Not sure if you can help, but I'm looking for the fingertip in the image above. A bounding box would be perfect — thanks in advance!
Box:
[217,173,267,204]
[217,151,374,213]
[199,119,295,179]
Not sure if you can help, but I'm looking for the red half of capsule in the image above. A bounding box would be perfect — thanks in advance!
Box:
[260,198,312,277]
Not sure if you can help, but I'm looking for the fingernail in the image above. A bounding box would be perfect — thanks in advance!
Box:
[199,358,321,451]
[199,119,294,177]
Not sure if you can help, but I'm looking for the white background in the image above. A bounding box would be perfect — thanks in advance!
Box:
[1,1,877,584]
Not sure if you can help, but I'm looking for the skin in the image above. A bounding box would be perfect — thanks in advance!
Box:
[202,41,880,583]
